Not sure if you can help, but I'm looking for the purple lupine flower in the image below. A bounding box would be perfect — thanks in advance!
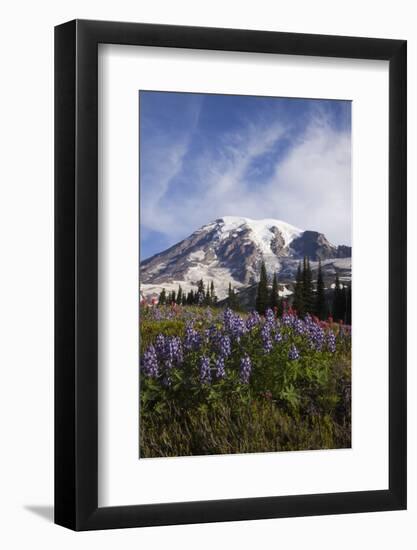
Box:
[246,310,261,330]
[155,335,184,370]
[155,334,165,356]
[169,336,183,364]
[304,314,313,325]
[281,312,296,327]
[326,331,336,353]
[207,325,220,345]
[293,318,306,335]
[164,337,175,363]
[215,356,226,379]
[142,345,159,378]
[240,354,252,383]
[261,324,273,354]
[265,308,275,325]
[164,358,174,371]
[231,316,247,341]
[288,344,300,361]
[184,323,201,351]
[303,316,321,349]
[314,327,325,351]
[218,334,231,358]
[305,322,325,351]
[223,308,247,341]
[274,328,283,343]
[204,328,211,344]
[199,355,211,384]
[223,308,234,332]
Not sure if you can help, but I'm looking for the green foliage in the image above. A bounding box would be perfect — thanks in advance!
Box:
[197,279,205,304]
[139,305,351,457]
[158,288,166,305]
[302,256,314,314]
[176,285,183,305]
[315,260,326,320]
[332,274,347,322]
[269,272,280,314]
[228,281,239,310]
[209,281,218,305]
[292,256,319,316]
[140,356,351,457]
[345,285,352,325]
[255,261,269,315]
[176,280,219,306]
[293,262,303,314]
[140,319,186,352]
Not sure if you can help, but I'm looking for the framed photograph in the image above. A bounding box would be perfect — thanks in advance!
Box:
[55,20,406,530]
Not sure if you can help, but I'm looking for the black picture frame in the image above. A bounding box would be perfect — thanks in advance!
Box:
[55,19,407,531]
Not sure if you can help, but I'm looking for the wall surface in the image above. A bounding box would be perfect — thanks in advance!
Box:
[0,1,415,548]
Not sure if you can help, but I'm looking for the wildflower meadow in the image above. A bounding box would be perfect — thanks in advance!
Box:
[139,302,351,458]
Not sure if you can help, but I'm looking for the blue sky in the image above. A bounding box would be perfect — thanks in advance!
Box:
[140,91,351,260]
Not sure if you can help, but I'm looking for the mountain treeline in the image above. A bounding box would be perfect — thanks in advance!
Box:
[158,279,218,307]
[255,258,351,323]
[255,262,281,316]
[156,260,351,325]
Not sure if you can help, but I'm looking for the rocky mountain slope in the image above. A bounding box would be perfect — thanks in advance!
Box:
[140,216,351,300]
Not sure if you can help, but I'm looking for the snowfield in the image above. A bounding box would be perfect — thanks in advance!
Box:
[216,215,303,249]
[140,215,351,302]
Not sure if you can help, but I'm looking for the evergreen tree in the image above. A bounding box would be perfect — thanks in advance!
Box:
[181,293,187,306]
[332,274,345,322]
[170,290,176,305]
[158,288,166,306]
[204,288,211,306]
[293,262,304,315]
[233,289,240,310]
[210,281,217,305]
[228,281,237,309]
[270,272,279,314]
[341,285,347,323]
[176,285,183,305]
[302,256,314,314]
[315,260,326,320]
[255,261,269,315]
[345,285,352,325]
[197,279,205,305]
[187,290,194,305]
[332,274,339,319]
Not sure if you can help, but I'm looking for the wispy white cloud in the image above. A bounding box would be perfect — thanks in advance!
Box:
[141,101,351,251]
[141,139,189,229]
[140,96,202,234]
[263,119,351,244]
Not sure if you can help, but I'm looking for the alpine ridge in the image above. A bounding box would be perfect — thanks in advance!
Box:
[140,216,351,300]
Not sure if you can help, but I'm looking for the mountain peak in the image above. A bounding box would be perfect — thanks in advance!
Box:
[207,216,303,249]
[140,216,351,300]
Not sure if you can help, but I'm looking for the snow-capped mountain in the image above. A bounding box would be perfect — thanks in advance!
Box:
[140,216,351,300]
